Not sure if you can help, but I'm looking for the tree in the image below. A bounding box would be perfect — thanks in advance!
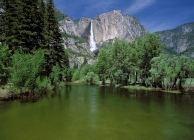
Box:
[20,0,41,52]
[38,0,49,49]
[46,0,69,77]
[72,69,80,82]
[95,48,109,85]
[0,0,24,51]
[79,64,92,81]
[139,33,163,85]
[0,44,11,85]
[109,39,131,85]
[0,0,46,53]
[50,63,61,87]
[84,72,99,85]
[9,49,48,94]
[149,53,194,90]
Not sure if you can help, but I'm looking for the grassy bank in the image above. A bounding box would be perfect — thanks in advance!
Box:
[122,85,182,94]
[0,83,56,101]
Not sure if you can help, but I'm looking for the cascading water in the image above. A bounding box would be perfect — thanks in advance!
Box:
[90,20,97,52]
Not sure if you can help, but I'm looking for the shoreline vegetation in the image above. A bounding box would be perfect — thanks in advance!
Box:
[1,1,194,101]
[1,80,194,101]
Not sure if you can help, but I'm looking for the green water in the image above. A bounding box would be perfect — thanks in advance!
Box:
[0,84,194,140]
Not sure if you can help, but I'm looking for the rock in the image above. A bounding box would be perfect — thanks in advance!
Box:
[63,36,95,68]
[59,10,146,49]
[59,10,146,67]
[93,10,146,46]
[60,16,78,36]
[156,22,194,57]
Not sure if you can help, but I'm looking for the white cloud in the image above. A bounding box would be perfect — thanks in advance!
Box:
[124,0,156,14]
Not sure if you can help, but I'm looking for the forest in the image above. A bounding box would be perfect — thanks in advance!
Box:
[72,34,194,91]
[0,0,194,99]
[0,0,69,96]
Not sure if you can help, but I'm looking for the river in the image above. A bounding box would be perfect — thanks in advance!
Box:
[0,84,194,140]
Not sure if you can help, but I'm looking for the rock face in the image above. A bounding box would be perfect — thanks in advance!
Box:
[60,16,91,39]
[60,17,79,36]
[59,10,146,48]
[93,10,146,46]
[157,22,194,57]
[62,35,95,68]
[59,10,146,67]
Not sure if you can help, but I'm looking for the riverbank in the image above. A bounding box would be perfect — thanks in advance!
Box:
[0,88,12,100]
[122,85,182,94]
[0,84,54,101]
[71,81,184,94]
[1,82,193,101]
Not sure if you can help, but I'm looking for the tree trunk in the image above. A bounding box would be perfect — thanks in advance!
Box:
[134,72,138,85]
[102,78,105,85]
[173,78,177,88]
[178,78,183,89]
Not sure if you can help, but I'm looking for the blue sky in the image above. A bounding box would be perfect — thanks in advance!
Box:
[53,0,194,32]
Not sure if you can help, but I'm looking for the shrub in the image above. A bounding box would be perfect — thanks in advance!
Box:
[84,72,99,85]
[72,69,80,81]
[0,44,11,85]
[9,49,48,93]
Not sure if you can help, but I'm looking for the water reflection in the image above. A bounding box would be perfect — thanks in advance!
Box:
[0,84,194,140]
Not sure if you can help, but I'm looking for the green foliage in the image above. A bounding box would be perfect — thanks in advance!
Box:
[149,53,194,89]
[89,33,164,86]
[65,68,75,82]
[79,64,92,80]
[84,72,99,85]
[38,0,49,49]
[95,48,110,85]
[46,0,69,75]
[0,0,69,94]
[9,49,47,93]
[61,32,87,43]
[72,69,80,82]
[139,33,164,83]
[50,63,61,86]
[0,44,11,85]
[0,0,24,50]
[54,9,68,22]
[66,49,94,59]
[80,57,88,69]
[35,76,49,91]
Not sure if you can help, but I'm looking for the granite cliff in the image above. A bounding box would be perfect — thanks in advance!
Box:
[59,10,146,48]
[92,10,145,46]
[156,22,194,57]
[59,10,146,67]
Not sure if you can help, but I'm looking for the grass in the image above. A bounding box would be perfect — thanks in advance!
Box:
[122,85,157,91]
[161,90,181,94]
[122,85,182,94]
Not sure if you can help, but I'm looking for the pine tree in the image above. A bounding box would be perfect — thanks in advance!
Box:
[46,0,69,78]
[20,0,41,52]
[38,0,48,49]
[0,0,42,53]
[0,0,24,51]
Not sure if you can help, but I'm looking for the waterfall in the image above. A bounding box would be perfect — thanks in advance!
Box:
[90,20,97,52]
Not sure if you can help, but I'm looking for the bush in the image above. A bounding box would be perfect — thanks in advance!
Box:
[84,72,99,85]
[0,44,11,85]
[50,63,61,86]
[72,69,80,81]
[9,49,48,93]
